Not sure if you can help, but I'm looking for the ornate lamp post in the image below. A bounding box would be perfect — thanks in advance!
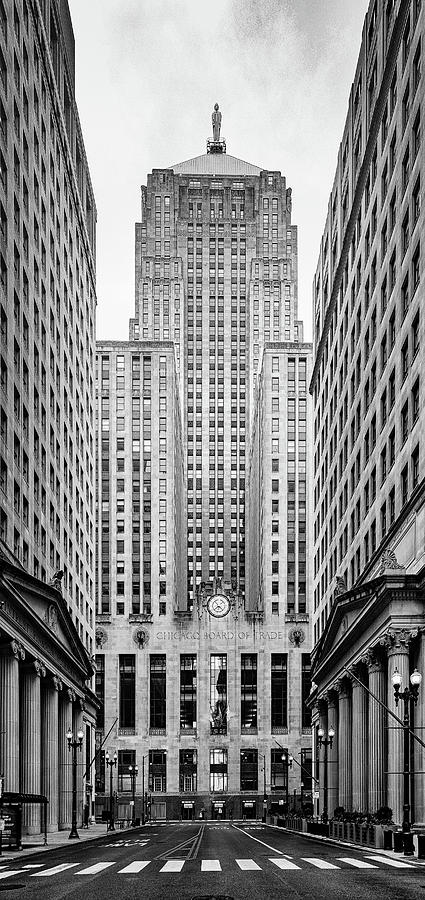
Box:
[317,726,335,823]
[128,764,139,826]
[391,666,422,855]
[105,751,117,830]
[281,753,292,813]
[66,728,84,840]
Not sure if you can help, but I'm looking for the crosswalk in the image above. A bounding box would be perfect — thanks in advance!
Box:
[0,854,418,879]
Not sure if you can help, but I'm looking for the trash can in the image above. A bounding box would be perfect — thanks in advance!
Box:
[393,831,404,853]
[417,834,425,858]
[383,829,393,850]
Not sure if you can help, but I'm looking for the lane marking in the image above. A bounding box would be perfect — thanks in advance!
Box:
[236,858,262,870]
[22,864,45,869]
[201,859,221,871]
[0,871,22,880]
[32,864,79,877]
[231,823,283,855]
[337,857,379,869]
[160,859,185,872]
[365,855,416,868]
[301,858,340,869]
[76,862,115,875]
[119,861,151,874]
[269,857,301,870]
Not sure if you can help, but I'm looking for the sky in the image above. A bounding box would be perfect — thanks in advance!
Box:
[69,0,370,342]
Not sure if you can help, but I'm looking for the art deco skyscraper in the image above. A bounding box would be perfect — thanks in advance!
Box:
[129,109,305,606]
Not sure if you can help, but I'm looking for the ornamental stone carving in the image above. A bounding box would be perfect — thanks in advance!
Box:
[52,675,63,691]
[289,627,305,646]
[10,640,25,660]
[133,627,149,649]
[379,548,404,574]
[45,603,58,631]
[380,628,418,656]
[335,574,347,597]
[95,627,108,649]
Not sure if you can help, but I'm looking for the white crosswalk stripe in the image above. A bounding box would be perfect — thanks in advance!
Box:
[76,862,116,875]
[337,857,378,869]
[236,858,261,870]
[301,858,340,869]
[160,859,185,872]
[119,861,151,874]
[0,871,22,880]
[269,857,301,870]
[365,855,416,868]
[32,864,79,877]
[201,859,221,871]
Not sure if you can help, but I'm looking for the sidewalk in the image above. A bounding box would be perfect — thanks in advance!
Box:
[0,822,143,861]
[268,822,425,866]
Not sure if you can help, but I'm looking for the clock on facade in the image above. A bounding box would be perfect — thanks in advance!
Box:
[207,594,231,618]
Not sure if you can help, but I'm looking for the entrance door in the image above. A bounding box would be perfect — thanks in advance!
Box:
[242,801,256,820]
[181,803,194,821]
[151,801,166,821]
[212,801,226,820]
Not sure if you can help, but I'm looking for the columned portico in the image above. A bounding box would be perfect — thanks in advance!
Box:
[326,690,338,818]
[386,630,411,825]
[0,642,23,792]
[366,649,386,813]
[20,660,44,832]
[59,689,74,830]
[41,675,61,831]
[350,667,368,812]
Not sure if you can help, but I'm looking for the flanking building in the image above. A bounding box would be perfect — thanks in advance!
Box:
[94,114,313,821]
[310,0,425,824]
[0,0,97,832]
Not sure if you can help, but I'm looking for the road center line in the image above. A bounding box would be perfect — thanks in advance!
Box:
[231,824,283,855]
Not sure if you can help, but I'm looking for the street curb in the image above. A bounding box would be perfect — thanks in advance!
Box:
[0,825,148,861]
[266,823,425,866]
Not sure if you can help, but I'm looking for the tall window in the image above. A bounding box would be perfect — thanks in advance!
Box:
[240,749,258,791]
[179,749,197,792]
[118,749,135,791]
[210,654,227,734]
[119,655,135,729]
[271,748,287,791]
[241,654,257,729]
[210,748,228,792]
[149,749,166,792]
[150,654,166,729]
[271,654,287,729]
[95,654,105,731]
[180,655,197,730]
[301,654,312,728]
[301,748,313,805]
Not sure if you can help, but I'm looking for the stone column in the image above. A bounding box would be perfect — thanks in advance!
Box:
[327,690,339,818]
[318,700,327,818]
[337,679,352,810]
[58,688,74,829]
[0,641,23,792]
[413,632,425,825]
[386,630,411,825]
[367,649,386,813]
[350,667,368,812]
[20,660,45,833]
[41,675,61,831]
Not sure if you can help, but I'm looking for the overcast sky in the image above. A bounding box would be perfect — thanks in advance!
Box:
[70,0,369,342]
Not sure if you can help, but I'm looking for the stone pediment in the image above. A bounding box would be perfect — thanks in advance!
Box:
[317,591,368,663]
[0,557,92,686]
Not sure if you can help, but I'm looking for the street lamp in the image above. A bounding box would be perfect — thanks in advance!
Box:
[317,726,335,823]
[391,666,422,856]
[281,753,292,814]
[66,728,84,840]
[259,753,267,821]
[105,751,118,830]
[128,764,139,826]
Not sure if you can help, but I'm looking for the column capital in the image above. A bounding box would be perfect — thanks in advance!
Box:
[34,659,46,678]
[66,687,76,703]
[52,675,63,692]
[325,688,338,708]
[10,639,25,660]
[380,627,418,657]
[362,646,385,672]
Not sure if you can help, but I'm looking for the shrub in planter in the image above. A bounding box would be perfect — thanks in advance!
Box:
[372,806,393,824]
[333,806,345,821]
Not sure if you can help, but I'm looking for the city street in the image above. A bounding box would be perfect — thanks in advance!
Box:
[0,822,424,900]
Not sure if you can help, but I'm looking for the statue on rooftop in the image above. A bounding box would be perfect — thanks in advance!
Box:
[212,103,222,142]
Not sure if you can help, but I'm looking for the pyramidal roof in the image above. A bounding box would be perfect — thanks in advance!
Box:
[170,152,263,177]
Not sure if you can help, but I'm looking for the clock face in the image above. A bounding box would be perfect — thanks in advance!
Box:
[207,594,231,618]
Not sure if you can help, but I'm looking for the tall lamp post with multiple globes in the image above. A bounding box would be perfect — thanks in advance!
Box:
[66,728,84,840]
[128,764,138,827]
[281,753,292,813]
[105,751,117,831]
[391,666,422,856]
[317,726,335,823]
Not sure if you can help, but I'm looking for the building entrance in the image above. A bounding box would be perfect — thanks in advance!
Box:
[151,801,166,821]
[181,801,194,820]
[211,800,226,820]
[242,800,256,819]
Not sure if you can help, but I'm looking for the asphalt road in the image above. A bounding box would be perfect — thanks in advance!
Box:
[0,822,424,900]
